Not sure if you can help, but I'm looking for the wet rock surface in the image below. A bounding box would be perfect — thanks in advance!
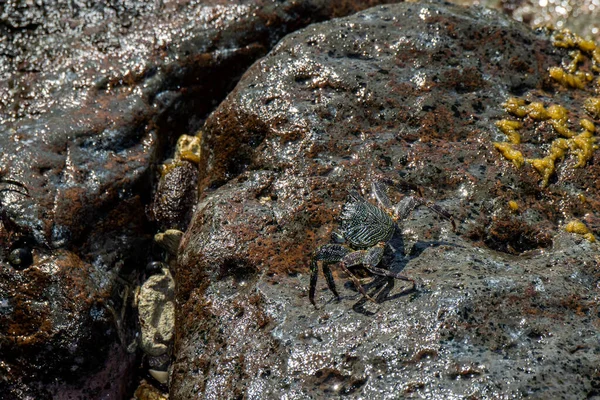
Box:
[451,0,600,42]
[0,0,396,398]
[175,2,600,399]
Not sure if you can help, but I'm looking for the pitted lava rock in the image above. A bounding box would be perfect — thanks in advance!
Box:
[151,160,199,232]
[0,0,398,398]
[175,2,600,399]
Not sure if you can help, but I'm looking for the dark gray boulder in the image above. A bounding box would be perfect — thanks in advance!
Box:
[175,2,600,398]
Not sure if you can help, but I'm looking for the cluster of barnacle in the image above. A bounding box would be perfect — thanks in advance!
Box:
[493,28,600,242]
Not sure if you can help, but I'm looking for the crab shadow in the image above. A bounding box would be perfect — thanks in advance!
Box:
[350,225,460,315]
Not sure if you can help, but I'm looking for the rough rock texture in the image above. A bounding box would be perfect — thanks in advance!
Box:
[0,1,397,398]
[175,2,600,399]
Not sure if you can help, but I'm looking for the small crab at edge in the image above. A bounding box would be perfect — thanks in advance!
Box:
[309,180,455,307]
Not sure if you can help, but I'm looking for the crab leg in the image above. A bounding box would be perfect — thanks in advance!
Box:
[339,248,383,303]
[309,244,351,306]
[395,196,456,231]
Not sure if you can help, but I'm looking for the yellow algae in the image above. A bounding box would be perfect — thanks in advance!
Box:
[569,131,597,167]
[578,39,597,53]
[552,29,596,53]
[503,98,527,117]
[494,142,524,168]
[580,119,595,133]
[551,137,570,153]
[508,200,519,212]
[178,150,201,164]
[502,99,551,121]
[550,120,577,138]
[496,119,522,144]
[526,139,568,187]
[495,29,600,187]
[175,134,202,165]
[160,161,176,177]
[593,49,600,63]
[527,157,556,187]
[549,67,587,89]
[159,131,203,177]
[496,119,522,131]
[566,50,585,73]
[506,131,521,145]
[565,220,596,242]
[552,29,578,48]
[526,102,550,120]
[583,97,600,118]
[547,104,568,122]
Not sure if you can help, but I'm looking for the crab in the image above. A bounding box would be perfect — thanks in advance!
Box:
[309,180,455,307]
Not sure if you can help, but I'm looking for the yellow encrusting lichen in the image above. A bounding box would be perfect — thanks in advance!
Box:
[565,220,596,242]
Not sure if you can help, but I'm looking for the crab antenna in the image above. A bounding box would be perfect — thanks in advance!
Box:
[423,201,456,232]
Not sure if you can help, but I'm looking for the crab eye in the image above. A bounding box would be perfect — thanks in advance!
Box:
[8,247,33,269]
[146,261,166,275]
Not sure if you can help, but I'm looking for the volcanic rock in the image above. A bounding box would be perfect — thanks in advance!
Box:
[174,2,600,398]
[0,1,394,397]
